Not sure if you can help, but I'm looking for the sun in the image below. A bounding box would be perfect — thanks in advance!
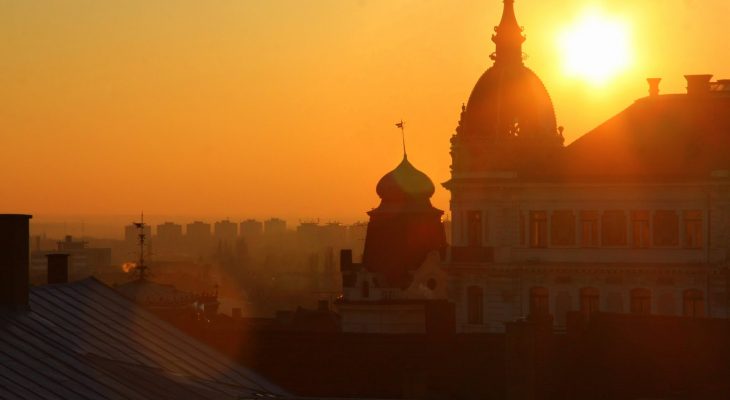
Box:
[557,9,633,85]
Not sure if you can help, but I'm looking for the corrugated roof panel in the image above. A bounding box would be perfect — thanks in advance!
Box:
[78,279,275,390]
[0,277,290,400]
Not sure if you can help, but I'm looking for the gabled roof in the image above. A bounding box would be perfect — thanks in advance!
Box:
[557,93,730,181]
[0,277,289,399]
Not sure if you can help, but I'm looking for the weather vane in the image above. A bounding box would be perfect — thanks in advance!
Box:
[395,120,407,157]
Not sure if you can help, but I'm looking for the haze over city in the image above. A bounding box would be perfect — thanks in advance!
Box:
[3,0,730,230]
[3,1,730,398]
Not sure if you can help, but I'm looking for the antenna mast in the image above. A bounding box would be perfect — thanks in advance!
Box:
[133,212,149,280]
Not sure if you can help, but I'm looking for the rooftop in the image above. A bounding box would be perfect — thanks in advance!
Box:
[0,277,289,399]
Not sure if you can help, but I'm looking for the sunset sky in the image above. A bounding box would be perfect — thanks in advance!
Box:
[2,0,730,234]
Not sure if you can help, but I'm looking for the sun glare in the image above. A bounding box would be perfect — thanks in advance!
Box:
[558,9,633,85]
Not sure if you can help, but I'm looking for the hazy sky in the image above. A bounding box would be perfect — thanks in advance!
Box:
[2,0,729,228]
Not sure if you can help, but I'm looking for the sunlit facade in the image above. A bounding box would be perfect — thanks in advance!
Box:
[339,0,730,334]
[445,3,730,332]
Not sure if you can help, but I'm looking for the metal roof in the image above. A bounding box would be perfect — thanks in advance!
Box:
[0,277,290,399]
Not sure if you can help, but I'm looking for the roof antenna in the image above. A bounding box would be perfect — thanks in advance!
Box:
[132,211,149,280]
[395,120,407,159]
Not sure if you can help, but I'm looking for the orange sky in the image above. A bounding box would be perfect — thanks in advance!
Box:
[2,0,729,230]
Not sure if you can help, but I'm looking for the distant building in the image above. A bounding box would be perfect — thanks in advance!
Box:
[240,219,263,238]
[156,221,183,248]
[186,220,213,256]
[321,222,348,248]
[157,221,183,240]
[347,222,368,262]
[31,235,111,280]
[124,223,150,243]
[186,220,211,241]
[296,221,320,250]
[214,219,238,245]
[264,218,287,235]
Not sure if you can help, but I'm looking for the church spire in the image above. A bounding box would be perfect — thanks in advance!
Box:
[490,0,525,65]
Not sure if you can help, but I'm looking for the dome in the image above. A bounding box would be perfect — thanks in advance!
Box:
[460,64,557,138]
[376,156,435,201]
[455,0,558,140]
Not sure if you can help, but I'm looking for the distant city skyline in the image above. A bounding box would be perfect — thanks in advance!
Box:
[28,213,385,239]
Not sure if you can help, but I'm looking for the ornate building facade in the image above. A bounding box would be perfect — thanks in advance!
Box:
[338,0,730,333]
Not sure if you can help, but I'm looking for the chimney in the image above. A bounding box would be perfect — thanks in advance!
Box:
[340,249,353,271]
[46,253,69,284]
[647,78,661,97]
[0,214,33,310]
[685,74,713,96]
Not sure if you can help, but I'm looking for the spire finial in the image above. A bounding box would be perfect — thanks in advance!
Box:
[395,120,407,158]
[491,0,525,65]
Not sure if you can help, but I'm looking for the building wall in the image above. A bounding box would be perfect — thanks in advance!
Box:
[338,303,426,334]
[448,179,730,332]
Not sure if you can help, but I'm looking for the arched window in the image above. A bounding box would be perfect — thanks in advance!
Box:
[683,289,705,318]
[529,287,550,317]
[361,280,370,299]
[467,286,484,324]
[579,287,600,316]
[630,288,651,315]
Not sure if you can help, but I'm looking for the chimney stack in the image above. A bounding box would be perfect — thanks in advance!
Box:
[647,78,661,97]
[46,253,69,284]
[685,74,713,96]
[0,214,33,310]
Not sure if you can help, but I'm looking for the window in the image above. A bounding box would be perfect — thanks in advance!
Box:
[467,286,484,324]
[601,210,627,246]
[551,210,576,246]
[466,211,483,247]
[683,289,705,318]
[653,210,679,247]
[580,287,600,316]
[630,288,651,315]
[683,210,703,249]
[580,211,599,247]
[631,210,651,248]
[529,211,547,248]
[529,287,549,317]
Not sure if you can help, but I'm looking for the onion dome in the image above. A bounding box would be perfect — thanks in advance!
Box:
[364,154,446,288]
[375,155,435,201]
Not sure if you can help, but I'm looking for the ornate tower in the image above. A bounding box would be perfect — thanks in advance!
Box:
[449,0,563,175]
[444,0,563,253]
[362,155,447,288]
